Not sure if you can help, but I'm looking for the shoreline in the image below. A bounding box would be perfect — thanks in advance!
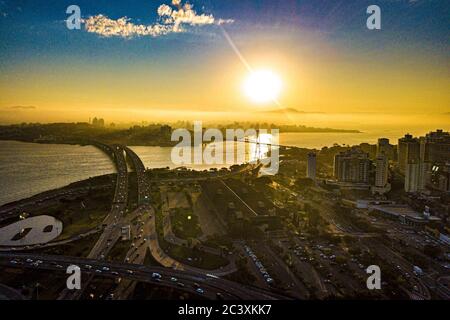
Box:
[0,173,116,218]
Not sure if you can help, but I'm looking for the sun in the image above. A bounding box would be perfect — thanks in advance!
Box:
[243,69,282,104]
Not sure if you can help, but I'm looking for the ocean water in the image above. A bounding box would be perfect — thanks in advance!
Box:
[0,141,115,206]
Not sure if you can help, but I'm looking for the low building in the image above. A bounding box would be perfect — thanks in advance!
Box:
[369,205,441,227]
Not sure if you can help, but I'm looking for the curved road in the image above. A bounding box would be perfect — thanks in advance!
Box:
[0,253,288,300]
[58,144,129,300]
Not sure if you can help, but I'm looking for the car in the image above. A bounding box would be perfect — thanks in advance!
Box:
[95,269,102,273]
[102,267,110,271]
[177,282,185,287]
[10,260,18,264]
[216,293,224,300]
[84,265,92,270]
[126,270,134,275]
[170,277,178,282]
[111,271,119,276]
[26,259,33,263]
[152,272,162,279]
[196,288,205,294]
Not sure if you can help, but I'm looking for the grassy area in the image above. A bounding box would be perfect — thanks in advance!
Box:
[109,240,132,262]
[37,233,100,257]
[0,175,115,239]
[56,207,108,241]
[170,208,203,239]
[155,203,228,270]
[143,248,162,267]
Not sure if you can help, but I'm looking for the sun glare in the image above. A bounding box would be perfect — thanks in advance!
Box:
[244,69,282,104]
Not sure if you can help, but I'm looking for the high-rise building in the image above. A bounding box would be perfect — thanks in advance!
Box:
[334,149,371,184]
[405,160,429,193]
[377,138,395,160]
[398,134,420,172]
[375,153,389,188]
[307,153,317,181]
[420,129,450,164]
[405,161,420,193]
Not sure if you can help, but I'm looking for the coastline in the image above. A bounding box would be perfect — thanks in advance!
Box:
[0,173,116,220]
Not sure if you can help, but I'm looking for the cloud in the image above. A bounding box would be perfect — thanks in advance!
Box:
[83,0,233,38]
[5,105,37,110]
[84,15,172,37]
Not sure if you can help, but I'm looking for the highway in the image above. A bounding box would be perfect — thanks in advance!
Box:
[123,146,151,205]
[0,253,289,300]
[114,146,237,299]
[58,144,129,300]
[112,146,153,299]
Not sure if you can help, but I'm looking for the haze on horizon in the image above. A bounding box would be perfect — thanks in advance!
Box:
[0,0,449,129]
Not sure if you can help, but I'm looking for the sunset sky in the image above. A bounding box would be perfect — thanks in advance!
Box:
[0,0,449,126]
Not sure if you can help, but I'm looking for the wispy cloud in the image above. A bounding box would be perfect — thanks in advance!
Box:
[83,0,233,38]
[5,105,37,110]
